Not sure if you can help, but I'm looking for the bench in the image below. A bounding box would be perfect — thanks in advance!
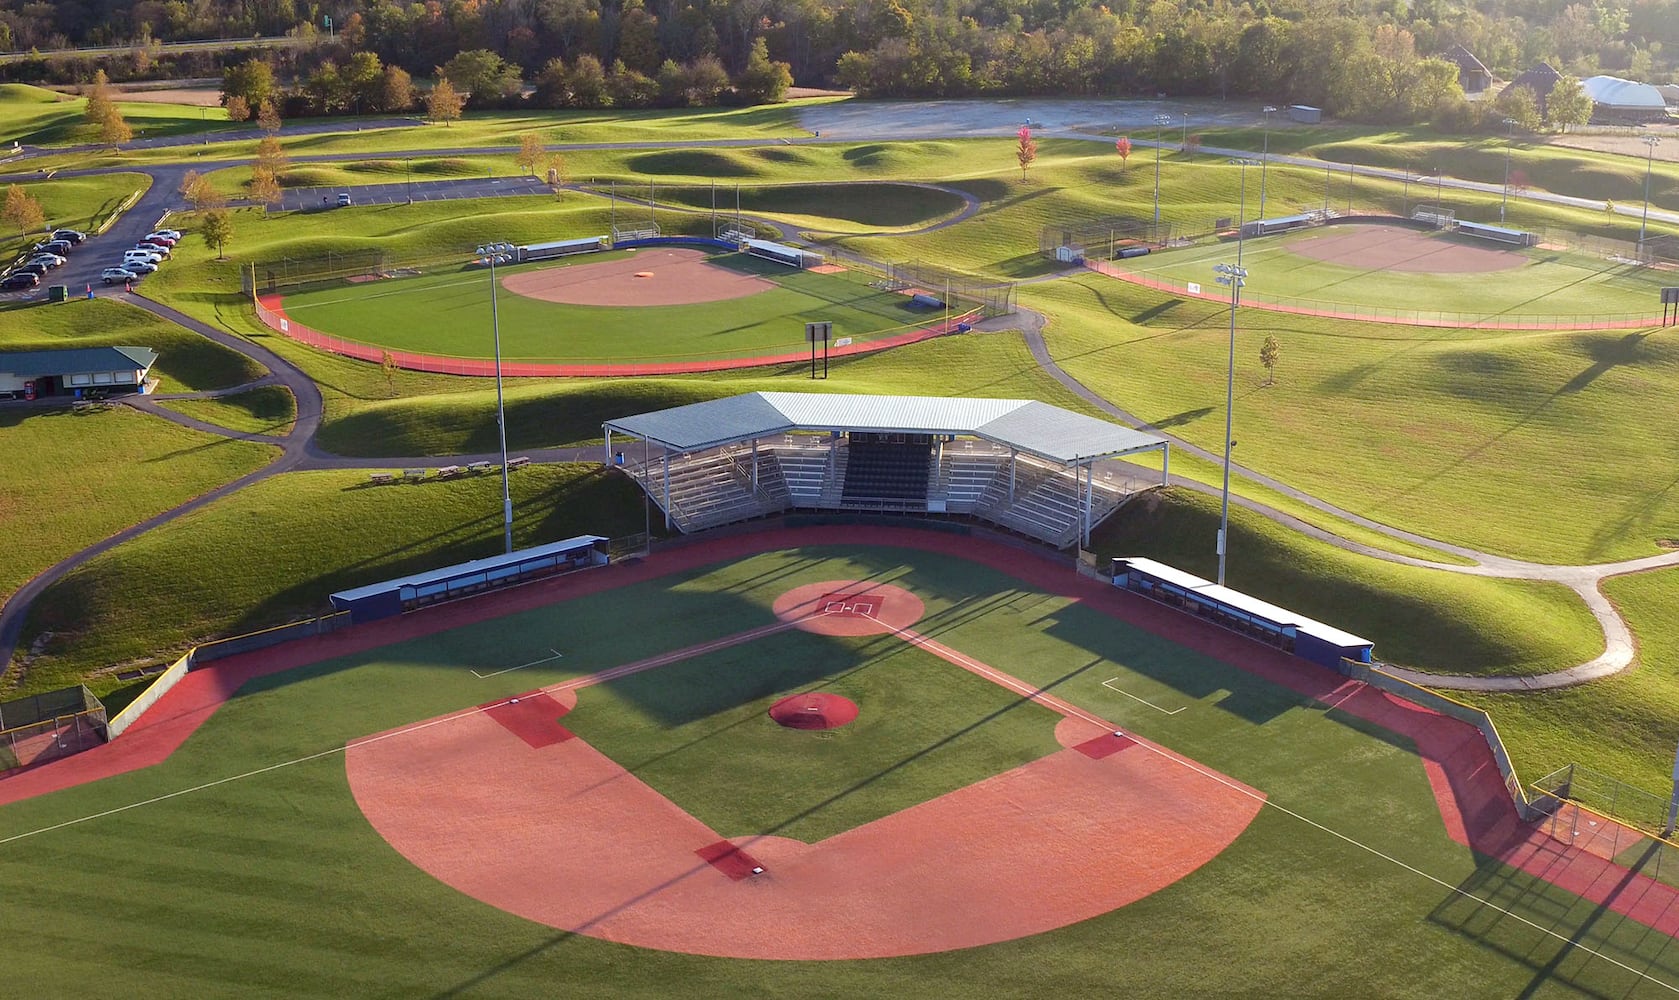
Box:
[506,456,531,471]
[466,460,494,474]
[435,465,465,479]
[368,472,396,485]
[402,468,428,482]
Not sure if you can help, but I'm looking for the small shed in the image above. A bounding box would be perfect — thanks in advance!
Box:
[1441,44,1493,94]
[1287,105,1321,124]
[0,346,158,399]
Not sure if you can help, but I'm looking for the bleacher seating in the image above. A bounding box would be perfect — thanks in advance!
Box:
[775,444,832,506]
[842,433,933,505]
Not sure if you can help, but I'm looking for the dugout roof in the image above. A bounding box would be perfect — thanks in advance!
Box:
[604,392,1166,466]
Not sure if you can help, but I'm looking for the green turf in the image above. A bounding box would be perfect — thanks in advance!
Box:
[565,630,1063,843]
[17,465,646,694]
[1092,487,1601,678]
[155,385,297,435]
[0,407,275,628]
[3,543,1677,997]
[0,298,264,393]
[1113,226,1666,321]
[1031,273,1679,564]
[277,251,942,364]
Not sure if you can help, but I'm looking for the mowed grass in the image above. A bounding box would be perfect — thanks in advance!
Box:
[0,82,232,146]
[2,544,1677,997]
[1030,274,1679,564]
[566,630,1063,844]
[0,298,264,393]
[156,385,296,436]
[277,251,941,363]
[654,180,969,232]
[0,172,151,259]
[17,465,645,695]
[0,407,275,618]
[1092,487,1601,677]
[1466,566,1679,795]
[1117,227,1668,320]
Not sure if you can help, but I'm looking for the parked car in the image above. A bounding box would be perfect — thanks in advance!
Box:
[336,192,353,207]
[134,241,171,258]
[2,271,41,289]
[51,228,87,244]
[119,258,158,274]
[143,232,178,246]
[28,252,66,268]
[101,266,138,284]
[13,262,48,277]
[35,239,73,256]
[151,228,182,240]
[123,249,162,264]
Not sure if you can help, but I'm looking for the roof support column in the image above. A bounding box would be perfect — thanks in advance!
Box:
[1009,449,1017,502]
[751,437,759,491]
[663,450,672,532]
[1161,442,1170,487]
[603,427,612,467]
[1083,461,1095,549]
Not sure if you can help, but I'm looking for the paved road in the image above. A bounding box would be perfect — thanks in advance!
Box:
[10,117,423,158]
[273,175,551,212]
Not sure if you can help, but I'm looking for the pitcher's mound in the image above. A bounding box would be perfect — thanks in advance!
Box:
[769,692,858,730]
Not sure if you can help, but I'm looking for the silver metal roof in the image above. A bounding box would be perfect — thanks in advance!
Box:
[604,392,1165,465]
[1118,556,1373,649]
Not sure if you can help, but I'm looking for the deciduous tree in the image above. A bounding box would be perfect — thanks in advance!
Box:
[426,76,465,125]
[1547,75,1593,132]
[222,59,276,111]
[1115,135,1131,170]
[3,184,45,238]
[256,100,282,135]
[224,94,251,122]
[515,133,546,175]
[200,209,233,260]
[1016,125,1037,180]
[1259,335,1281,385]
[179,170,225,210]
[249,167,282,213]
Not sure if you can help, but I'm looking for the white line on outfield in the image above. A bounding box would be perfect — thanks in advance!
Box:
[1100,677,1186,715]
[471,648,564,679]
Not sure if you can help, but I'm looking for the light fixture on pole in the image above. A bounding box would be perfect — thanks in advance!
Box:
[475,240,518,554]
[1153,112,1173,227]
[405,156,413,205]
[1181,113,1189,153]
[1500,117,1518,224]
[1640,135,1662,242]
[1258,105,1278,217]
[1213,157,1259,587]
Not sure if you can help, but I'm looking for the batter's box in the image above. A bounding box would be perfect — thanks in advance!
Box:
[821,594,883,618]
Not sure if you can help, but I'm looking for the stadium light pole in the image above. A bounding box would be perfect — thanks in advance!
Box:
[476,241,518,554]
[1181,113,1189,152]
[1500,117,1518,224]
[1434,167,1444,216]
[1640,135,1662,242]
[1212,158,1259,587]
[1258,105,1278,217]
[405,156,413,205]
[1153,112,1173,227]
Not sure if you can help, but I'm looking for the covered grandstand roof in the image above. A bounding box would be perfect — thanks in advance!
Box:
[604,392,1166,465]
[1582,75,1667,109]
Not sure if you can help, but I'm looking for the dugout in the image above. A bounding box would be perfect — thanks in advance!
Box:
[744,239,819,268]
[520,237,608,262]
[1111,557,1374,669]
[1456,221,1536,246]
[329,536,608,623]
[1241,214,1314,238]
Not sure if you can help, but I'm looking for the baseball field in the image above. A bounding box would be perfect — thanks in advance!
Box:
[4,529,1679,997]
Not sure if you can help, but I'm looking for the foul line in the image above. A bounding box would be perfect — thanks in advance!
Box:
[472,648,565,679]
[1100,677,1186,716]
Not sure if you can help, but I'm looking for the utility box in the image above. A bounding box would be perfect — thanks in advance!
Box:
[1287,105,1322,124]
[47,284,68,302]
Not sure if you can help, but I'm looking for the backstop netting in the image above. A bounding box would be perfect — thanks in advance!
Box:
[1640,234,1679,268]
[1529,763,1678,861]
[0,685,107,772]
[1040,217,1174,262]
[886,261,1016,317]
[1411,207,1456,229]
[242,248,459,297]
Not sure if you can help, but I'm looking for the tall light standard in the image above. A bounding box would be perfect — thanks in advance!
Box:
[1213,158,1259,586]
[1258,105,1278,217]
[405,156,413,205]
[1640,135,1663,242]
[1434,167,1444,216]
[1181,113,1189,152]
[476,240,518,554]
[1500,117,1518,223]
[1153,112,1173,228]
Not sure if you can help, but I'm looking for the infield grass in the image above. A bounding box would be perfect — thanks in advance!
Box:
[1030,273,1679,564]
[2,543,1676,998]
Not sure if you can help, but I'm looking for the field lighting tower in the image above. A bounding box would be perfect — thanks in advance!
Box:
[1641,135,1663,242]
[1258,106,1278,217]
[1500,117,1518,223]
[1153,112,1173,226]
[1213,158,1259,586]
[476,240,518,554]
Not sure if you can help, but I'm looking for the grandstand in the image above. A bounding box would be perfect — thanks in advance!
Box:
[603,393,1169,549]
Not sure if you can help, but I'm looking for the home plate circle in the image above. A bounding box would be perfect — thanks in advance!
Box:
[771,581,925,636]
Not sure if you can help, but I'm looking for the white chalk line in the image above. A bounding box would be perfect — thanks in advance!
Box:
[1100,676,1187,716]
[472,648,565,679]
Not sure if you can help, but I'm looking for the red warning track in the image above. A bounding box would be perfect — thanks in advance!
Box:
[11,525,1679,944]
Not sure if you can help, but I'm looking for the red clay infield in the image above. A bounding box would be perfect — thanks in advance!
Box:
[500,248,774,306]
[768,692,858,730]
[772,580,925,636]
[1288,224,1523,273]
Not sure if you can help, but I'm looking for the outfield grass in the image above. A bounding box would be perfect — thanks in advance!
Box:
[0,172,151,260]
[1,544,1675,997]
[156,385,296,435]
[17,465,645,695]
[0,407,275,620]
[1030,273,1679,565]
[1092,487,1601,677]
[1465,566,1679,795]
[1116,227,1667,321]
[567,630,1064,844]
[278,251,944,364]
[0,298,264,393]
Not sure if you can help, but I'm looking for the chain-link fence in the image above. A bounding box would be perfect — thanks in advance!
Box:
[886,260,1016,317]
[0,685,106,772]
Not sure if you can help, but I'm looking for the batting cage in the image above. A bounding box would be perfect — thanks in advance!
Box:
[0,685,107,772]
[1039,217,1174,263]
[886,261,1017,317]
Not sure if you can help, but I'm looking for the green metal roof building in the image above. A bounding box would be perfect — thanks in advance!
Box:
[0,347,159,399]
